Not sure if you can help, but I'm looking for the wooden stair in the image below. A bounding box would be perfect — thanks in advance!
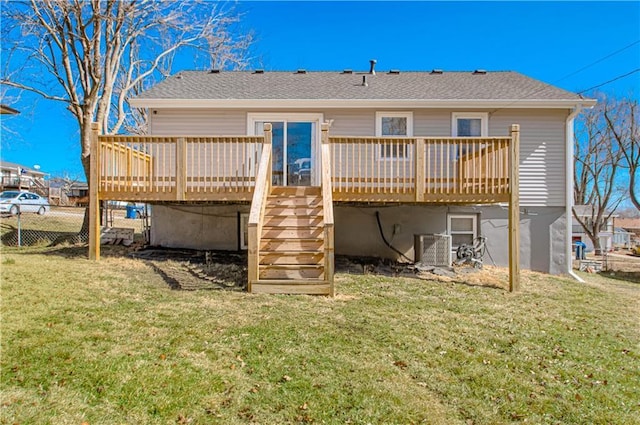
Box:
[251,186,332,295]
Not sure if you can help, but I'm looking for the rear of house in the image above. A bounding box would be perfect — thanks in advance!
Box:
[91,66,594,293]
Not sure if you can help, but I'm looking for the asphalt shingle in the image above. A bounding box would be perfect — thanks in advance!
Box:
[134,70,583,101]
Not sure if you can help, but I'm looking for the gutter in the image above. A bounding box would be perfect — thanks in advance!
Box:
[566,104,588,283]
[129,98,598,110]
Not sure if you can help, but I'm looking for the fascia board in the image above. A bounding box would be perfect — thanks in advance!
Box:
[129,98,597,109]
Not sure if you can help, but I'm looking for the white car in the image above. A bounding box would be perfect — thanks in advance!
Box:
[0,191,49,215]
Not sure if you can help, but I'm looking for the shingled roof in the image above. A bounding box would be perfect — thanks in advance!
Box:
[131,70,592,108]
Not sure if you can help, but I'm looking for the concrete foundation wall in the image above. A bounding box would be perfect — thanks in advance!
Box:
[150,203,567,274]
[150,204,249,251]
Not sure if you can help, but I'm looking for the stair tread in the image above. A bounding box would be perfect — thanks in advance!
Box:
[260,264,324,269]
[260,249,324,255]
[261,237,323,241]
[252,279,329,285]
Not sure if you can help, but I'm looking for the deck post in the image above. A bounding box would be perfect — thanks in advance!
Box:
[247,124,273,292]
[508,124,520,292]
[88,122,101,260]
[415,138,425,201]
[321,123,335,296]
[176,137,186,200]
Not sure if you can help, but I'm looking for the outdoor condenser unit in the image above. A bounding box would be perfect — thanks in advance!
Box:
[414,234,451,266]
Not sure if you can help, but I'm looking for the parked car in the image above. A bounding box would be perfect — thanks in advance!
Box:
[0,191,49,215]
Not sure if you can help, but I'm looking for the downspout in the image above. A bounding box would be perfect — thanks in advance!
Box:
[566,104,585,283]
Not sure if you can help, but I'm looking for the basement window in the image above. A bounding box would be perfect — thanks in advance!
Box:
[447,214,478,253]
[375,111,413,159]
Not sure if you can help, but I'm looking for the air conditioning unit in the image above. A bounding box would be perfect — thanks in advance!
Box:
[414,234,451,266]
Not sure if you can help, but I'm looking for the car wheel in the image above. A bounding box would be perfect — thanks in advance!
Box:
[9,205,18,215]
[38,206,46,215]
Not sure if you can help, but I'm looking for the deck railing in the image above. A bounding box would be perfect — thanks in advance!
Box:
[95,130,514,204]
[329,136,512,203]
[98,135,263,201]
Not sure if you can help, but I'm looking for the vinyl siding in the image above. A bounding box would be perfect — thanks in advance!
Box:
[150,109,246,135]
[149,107,568,206]
[490,109,568,207]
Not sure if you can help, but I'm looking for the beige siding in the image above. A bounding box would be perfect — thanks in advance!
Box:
[150,109,246,135]
[490,109,567,207]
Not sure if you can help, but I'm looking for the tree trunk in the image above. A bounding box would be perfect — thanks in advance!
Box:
[78,121,93,241]
[629,165,640,212]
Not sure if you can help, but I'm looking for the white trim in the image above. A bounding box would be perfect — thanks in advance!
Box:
[447,214,478,251]
[375,111,413,137]
[247,113,324,186]
[131,98,597,110]
[566,105,586,282]
[375,111,413,160]
[451,112,489,137]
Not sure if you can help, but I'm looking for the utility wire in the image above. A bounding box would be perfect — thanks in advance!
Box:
[555,40,640,84]
[578,68,640,94]
[489,39,640,114]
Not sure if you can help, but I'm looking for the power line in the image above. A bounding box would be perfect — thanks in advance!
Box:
[578,68,640,94]
[489,40,640,114]
[555,40,640,84]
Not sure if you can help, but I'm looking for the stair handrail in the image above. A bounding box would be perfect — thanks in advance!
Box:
[247,123,273,291]
[320,123,335,296]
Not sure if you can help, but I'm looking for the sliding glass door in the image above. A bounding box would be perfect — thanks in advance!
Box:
[250,114,321,186]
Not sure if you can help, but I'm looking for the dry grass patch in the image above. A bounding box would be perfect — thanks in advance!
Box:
[1,246,639,424]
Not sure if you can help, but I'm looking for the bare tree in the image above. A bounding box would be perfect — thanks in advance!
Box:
[1,0,252,215]
[574,96,626,254]
[603,97,640,212]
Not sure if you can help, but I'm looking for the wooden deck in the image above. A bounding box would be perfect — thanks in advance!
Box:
[89,123,521,293]
[94,130,511,205]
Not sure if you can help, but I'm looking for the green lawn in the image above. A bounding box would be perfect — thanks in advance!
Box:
[1,247,639,424]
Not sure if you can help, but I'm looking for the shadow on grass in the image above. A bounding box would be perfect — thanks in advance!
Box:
[1,221,88,248]
[599,270,640,284]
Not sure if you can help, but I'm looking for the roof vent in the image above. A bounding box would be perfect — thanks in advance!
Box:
[430,69,443,74]
[296,69,307,74]
[362,75,368,87]
[473,69,487,75]
[342,69,353,74]
[369,59,377,75]
[209,69,220,74]
[388,69,400,75]
[175,73,183,79]
[253,69,264,74]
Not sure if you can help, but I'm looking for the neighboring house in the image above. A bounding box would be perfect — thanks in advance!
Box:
[48,179,89,206]
[615,217,640,247]
[90,64,595,294]
[0,161,48,196]
[67,182,89,206]
[572,205,635,251]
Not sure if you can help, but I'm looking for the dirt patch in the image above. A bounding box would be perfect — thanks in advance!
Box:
[128,249,503,291]
[131,249,247,291]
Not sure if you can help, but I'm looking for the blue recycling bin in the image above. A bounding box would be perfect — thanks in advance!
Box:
[125,204,137,219]
[575,241,586,260]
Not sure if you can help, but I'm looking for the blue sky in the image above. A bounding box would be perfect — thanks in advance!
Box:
[1,1,639,179]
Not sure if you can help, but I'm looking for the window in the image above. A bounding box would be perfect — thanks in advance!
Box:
[376,112,413,159]
[448,214,478,252]
[451,112,488,137]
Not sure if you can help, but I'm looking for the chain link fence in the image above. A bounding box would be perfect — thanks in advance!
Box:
[1,203,149,247]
